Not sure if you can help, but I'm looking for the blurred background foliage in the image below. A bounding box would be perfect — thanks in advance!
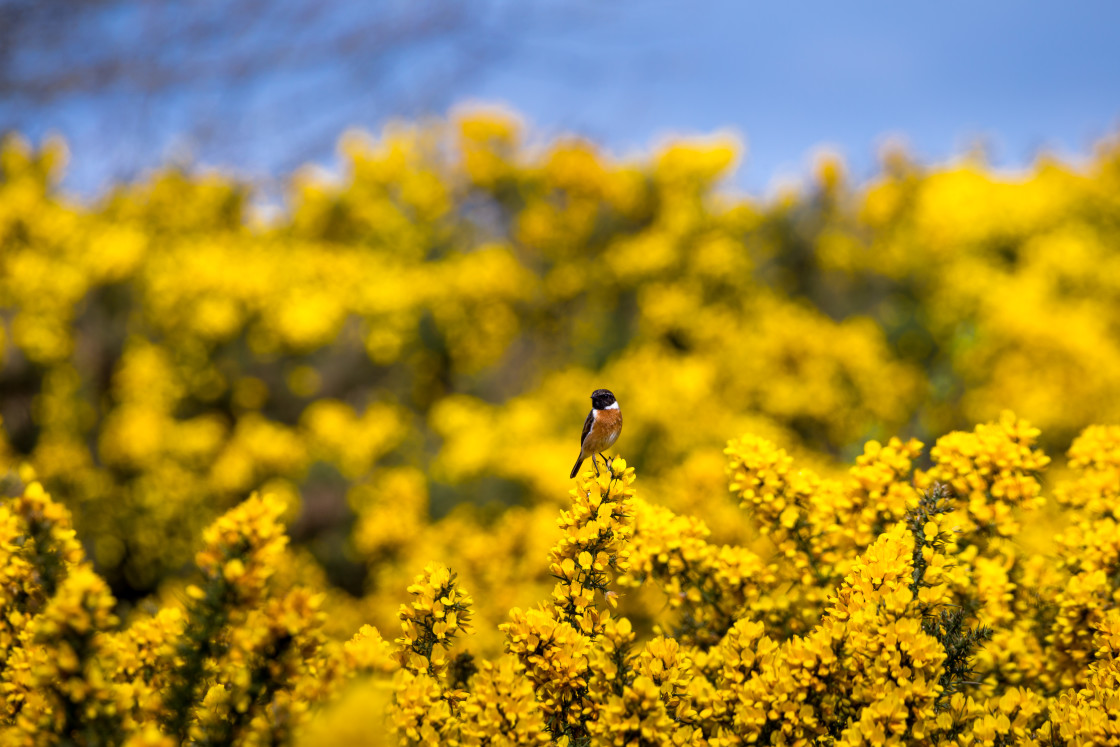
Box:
[2,110,1120,648]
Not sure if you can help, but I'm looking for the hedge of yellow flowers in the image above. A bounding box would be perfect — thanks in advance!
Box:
[2,111,1120,744]
[4,419,1120,745]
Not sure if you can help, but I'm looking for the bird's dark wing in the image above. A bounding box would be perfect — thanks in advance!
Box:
[579,409,594,447]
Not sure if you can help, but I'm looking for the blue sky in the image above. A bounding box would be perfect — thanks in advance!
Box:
[3,0,1118,197]
[469,1,1119,189]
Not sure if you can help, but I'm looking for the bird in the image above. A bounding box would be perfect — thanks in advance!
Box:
[570,388,623,479]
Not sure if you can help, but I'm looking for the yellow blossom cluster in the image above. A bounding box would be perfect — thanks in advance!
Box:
[711,434,924,636]
[502,461,638,741]
[916,410,1050,538]
[0,477,346,745]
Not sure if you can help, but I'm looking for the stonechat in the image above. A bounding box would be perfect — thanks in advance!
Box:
[570,389,623,479]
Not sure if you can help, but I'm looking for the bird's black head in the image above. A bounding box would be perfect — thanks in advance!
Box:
[591,389,617,409]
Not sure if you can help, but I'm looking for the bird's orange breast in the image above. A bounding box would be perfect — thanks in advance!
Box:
[584,408,622,451]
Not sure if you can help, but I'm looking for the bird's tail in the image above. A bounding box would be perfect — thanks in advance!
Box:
[569,456,585,479]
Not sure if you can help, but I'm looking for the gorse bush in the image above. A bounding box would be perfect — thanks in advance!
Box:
[4,419,1120,745]
[2,111,1120,743]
